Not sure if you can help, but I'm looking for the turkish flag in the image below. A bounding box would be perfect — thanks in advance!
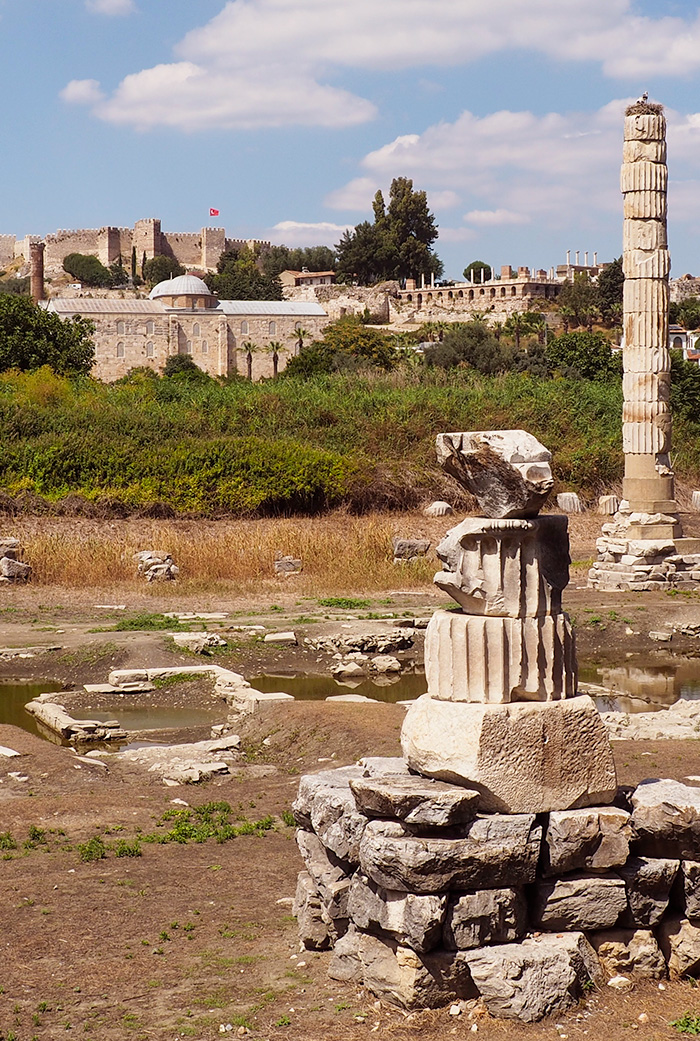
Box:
[209,208,220,217]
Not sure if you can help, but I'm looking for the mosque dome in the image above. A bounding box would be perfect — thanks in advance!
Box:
[149,274,213,300]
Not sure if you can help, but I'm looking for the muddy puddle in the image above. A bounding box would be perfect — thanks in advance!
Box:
[250,671,427,704]
[0,680,63,739]
[580,658,700,713]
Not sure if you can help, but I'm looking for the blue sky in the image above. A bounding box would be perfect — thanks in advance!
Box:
[3,0,700,279]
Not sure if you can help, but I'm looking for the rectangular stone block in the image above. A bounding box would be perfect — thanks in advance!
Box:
[617,856,678,926]
[543,807,632,876]
[359,815,542,894]
[631,779,700,859]
[347,874,446,953]
[533,874,627,931]
[293,766,367,863]
[349,773,479,827]
[443,888,527,950]
[294,870,336,950]
[400,696,617,815]
[328,927,476,1009]
[295,829,352,921]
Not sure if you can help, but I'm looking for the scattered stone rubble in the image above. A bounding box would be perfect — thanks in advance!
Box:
[116,734,244,784]
[294,763,700,1018]
[392,538,430,563]
[170,632,227,654]
[423,501,454,517]
[108,665,294,716]
[306,631,414,656]
[274,552,303,575]
[0,537,31,584]
[135,550,179,582]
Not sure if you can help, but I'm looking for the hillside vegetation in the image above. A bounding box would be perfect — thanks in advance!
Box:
[0,364,689,516]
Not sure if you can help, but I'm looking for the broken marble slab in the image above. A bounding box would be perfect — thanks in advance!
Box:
[533,873,627,931]
[359,815,542,894]
[435,430,553,519]
[348,774,480,828]
[347,874,446,953]
[542,807,632,876]
[442,887,527,951]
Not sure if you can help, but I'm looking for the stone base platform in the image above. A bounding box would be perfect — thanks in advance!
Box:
[293,763,700,1021]
[588,505,700,591]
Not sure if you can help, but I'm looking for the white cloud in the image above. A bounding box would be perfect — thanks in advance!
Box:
[63,0,700,132]
[85,0,135,14]
[270,220,353,246]
[60,79,105,105]
[324,101,700,245]
[428,190,461,211]
[465,209,531,226]
[324,178,379,211]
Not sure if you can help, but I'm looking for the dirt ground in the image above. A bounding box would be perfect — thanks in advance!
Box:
[2,516,700,1039]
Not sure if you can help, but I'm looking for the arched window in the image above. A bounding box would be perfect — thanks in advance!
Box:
[673,336,684,349]
[501,287,506,297]
[511,286,517,296]
[116,342,125,358]
[268,321,276,335]
[479,288,485,296]
[490,288,496,298]
[146,321,154,335]
[193,323,200,337]
[468,289,474,300]
[186,340,192,354]
[201,339,208,354]
[457,290,463,299]
[241,321,249,334]
[146,342,154,358]
[294,322,302,332]
[116,321,125,335]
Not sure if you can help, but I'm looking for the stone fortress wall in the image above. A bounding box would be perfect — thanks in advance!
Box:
[0,218,270,275]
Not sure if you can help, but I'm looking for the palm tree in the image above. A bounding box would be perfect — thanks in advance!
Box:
[242,340,256,381]
[290,326,309,356]
[265,340,284,378]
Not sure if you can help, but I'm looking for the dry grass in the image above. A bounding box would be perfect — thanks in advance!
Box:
[12,511,444,595]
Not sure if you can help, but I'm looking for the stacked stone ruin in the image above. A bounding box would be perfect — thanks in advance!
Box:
[293,429,700,1021]
[589,101,700,591]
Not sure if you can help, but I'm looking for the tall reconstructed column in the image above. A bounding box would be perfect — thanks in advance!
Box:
[589,100,700,592]
[621,100,679,539]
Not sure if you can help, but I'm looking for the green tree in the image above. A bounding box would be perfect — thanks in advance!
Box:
[424,320,515,374]
[63,253,113,288]
[671,348,700,417]
[242,340,257,381]
[260,244,336,278]
[597,257,624,325]
[0,277,30,296]
[142,256,185,285]
[162,353,209,381]
[0,295,94,375]
[545,331,621,381]
[265,340,284,378]
[335,177,442,284]
[670,296,700,330]
[463,261,492,283]
[206,247,283,301]
[283,316,397,376]
[557,272,599,330]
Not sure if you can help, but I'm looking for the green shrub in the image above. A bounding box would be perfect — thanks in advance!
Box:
[77,836,107,862]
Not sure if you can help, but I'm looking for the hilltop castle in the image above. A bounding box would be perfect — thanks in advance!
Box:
[0,218,269,276]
